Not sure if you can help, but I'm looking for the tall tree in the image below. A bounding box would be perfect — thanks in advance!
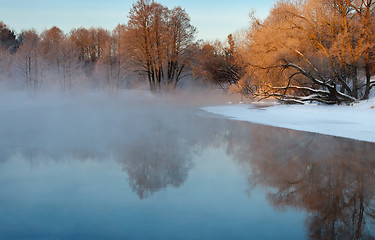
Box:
[125,0,196,92]
[165,7,197,89]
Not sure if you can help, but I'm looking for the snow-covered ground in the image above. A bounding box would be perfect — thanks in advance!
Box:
[202,99,375,143]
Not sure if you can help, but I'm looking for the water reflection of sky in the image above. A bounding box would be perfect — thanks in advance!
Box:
[0,147,305,240]
[0,98,374,239]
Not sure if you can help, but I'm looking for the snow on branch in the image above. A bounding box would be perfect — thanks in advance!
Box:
[281,62,357,103]
[272,85,330,95]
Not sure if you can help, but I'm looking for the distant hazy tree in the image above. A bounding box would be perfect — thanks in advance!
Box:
[0,23,13,82]
[69,27,94,75]
[16,30,42,92]
[40,26,64,65]
[69,28,91,62]
[0,47,12,83]
[0,21,18,53]
[125,0,196,92]
[96,26,130,92]
[112,24,130,90]
[69,27,111,77]
[40,26,65,86]
[59,38,80,92]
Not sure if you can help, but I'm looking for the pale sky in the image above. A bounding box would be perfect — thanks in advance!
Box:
[0,0,275,41]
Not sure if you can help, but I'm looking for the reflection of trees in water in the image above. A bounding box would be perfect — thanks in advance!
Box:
[9,106,230,199]
[115,109,230,199]
[7,104,375,238]
[226,123,375,239]
[119,129,193,199]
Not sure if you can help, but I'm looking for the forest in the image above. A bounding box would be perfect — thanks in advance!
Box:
[0,0,374,104]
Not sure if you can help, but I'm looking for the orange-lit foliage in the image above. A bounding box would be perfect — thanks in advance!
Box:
[235,0,375,104]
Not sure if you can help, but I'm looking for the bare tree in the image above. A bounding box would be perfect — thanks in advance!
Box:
[59,38,80,92]
[125,0,196,92]
[40,26,65,86]
[192,35,246,91]
[112,24,130,91]
[16,30,42,93]
[164,7,197,90]
[345,0,375,99]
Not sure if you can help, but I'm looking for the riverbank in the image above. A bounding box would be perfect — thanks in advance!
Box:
[202,99,375,143]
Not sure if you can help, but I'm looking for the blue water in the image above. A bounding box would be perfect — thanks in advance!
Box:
[0,97,374,239]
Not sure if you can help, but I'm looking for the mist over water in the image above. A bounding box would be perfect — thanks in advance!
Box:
[0,89,238,196]
[0,90,203,159]
[1,89,375,239]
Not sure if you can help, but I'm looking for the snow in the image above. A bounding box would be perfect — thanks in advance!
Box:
[202,99,375,143]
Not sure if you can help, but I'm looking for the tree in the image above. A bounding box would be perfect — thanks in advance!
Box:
[96,26,129,93]
[0,22,16,82]
[0,21,18,53]
[125,0,196,92]
[59,38,80,92]
[238,0,375,104]
[192,34,246,91]
[40,26,65,87]
[346,0,375,99]
[112,24,130,90]
[165,7,197,90]
[40,26,64,64]
[69,27,112,87]
[16,30,42,92]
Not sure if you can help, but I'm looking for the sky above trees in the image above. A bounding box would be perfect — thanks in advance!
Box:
[0,0,274,41]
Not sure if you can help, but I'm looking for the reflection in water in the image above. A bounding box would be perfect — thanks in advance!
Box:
[110,108,229,199]
[226,123,375,239]
[2,98,375,239]
[117,126,194,199]
[2,101,228,199]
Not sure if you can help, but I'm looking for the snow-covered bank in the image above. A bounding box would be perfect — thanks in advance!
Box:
[202,100,375,143]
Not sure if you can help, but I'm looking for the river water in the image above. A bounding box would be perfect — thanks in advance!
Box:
[1,94,374,239]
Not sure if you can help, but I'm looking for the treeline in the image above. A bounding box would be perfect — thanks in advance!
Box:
[0,0,198,94]
[0,0,374,103]
[0,22,130,93]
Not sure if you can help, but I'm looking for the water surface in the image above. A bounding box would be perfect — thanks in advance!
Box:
[1,94,374,239]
